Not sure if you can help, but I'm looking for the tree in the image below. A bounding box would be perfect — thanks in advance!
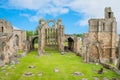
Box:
[73,33,83,38]
[26,31,34,40]
[26,26,39,40]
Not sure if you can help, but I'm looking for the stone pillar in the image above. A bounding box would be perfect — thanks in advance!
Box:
[74,37,80,54]
[38,19,45,56]
[98,20,102,40]
[86,44,90,62]
[58,19,64,53]
[111,21,117,64]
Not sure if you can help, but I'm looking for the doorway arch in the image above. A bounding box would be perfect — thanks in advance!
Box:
[31,36,38,50]
[89,44,99,62]
[14,35,19,47]
[64,37,74,51]
[68,37,74,51]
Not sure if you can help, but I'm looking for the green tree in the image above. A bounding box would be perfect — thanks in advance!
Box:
[26,31,34,40]
[26,26,39,40]
[73,33,83,38]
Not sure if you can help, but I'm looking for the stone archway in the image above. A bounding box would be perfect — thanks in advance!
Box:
[64,37,74,52]
[14,35,19,47]
[88,44,100,62]
[47,20,56,27]
[68,37,74,51]
[31,36,38,50]
[38,18,64,55]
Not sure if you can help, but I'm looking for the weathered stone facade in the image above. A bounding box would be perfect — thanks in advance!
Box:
[64,34,80,54]
[82,7,117,64]
[29,35,38,50]
[38,18,64,55]
[37,19,81,55]
[0,19,26,66]
[14,29,27,51]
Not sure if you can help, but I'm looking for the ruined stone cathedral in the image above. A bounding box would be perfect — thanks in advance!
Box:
[1,7,120,71]
[38,18,64,55]
[82,7,117,64]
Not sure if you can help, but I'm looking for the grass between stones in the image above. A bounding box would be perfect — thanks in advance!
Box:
[0,50,120,80]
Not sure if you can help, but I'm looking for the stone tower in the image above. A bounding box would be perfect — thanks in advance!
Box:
[83,7,117,63]
[38,18,64,55]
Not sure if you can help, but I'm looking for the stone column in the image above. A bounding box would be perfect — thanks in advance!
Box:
[57,19,64,54]
[58,26,64,54]
[74,37,80,54]
[111,21,117,64]
[38,19,45,56]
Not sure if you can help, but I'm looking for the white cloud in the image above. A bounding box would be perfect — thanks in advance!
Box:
[68,0,120,33]
[76,18,89,27]
[11,0,69,21]
[1,0,120,33]
[9,0,51,10]
[13,26,21,30]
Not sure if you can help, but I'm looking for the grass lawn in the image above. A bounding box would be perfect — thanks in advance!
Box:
[34,43,38,49]
[0,50,120,80]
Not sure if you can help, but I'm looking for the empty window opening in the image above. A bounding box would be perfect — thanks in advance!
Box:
[2,27,3,32]
[108,12,111,18]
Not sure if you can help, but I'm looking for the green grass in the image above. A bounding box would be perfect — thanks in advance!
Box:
[34,43,38,49]
[0,50,120,80]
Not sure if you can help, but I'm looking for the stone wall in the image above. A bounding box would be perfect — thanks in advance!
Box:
[74,37,81,54]
[0,19,26,66]
[0,19,16,66]
[14,29,26,51]
[38,18,64,55]
[82,7,117,64]
[64,34,81,54]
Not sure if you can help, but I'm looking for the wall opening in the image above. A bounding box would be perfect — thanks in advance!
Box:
[44,28,58,51]
[2,27,3,32]
[32,37,38,50]
[108,12,111,18]
[15,35,19,47]
[64,37,74,51]
[48,22,54,27]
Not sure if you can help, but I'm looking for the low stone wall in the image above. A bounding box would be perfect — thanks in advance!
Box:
[0,60,5,67]
[101,63,120,75]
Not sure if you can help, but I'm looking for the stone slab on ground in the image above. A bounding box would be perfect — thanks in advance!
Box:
[72,72,84,76]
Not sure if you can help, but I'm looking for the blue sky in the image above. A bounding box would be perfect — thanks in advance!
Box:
[0,0,120,34]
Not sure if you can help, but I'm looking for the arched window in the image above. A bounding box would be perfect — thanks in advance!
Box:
[68,37,74,51]
[2,27,3,32]
[108,12,111,18]
[32,37,38,49]
[15,35,19,46]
